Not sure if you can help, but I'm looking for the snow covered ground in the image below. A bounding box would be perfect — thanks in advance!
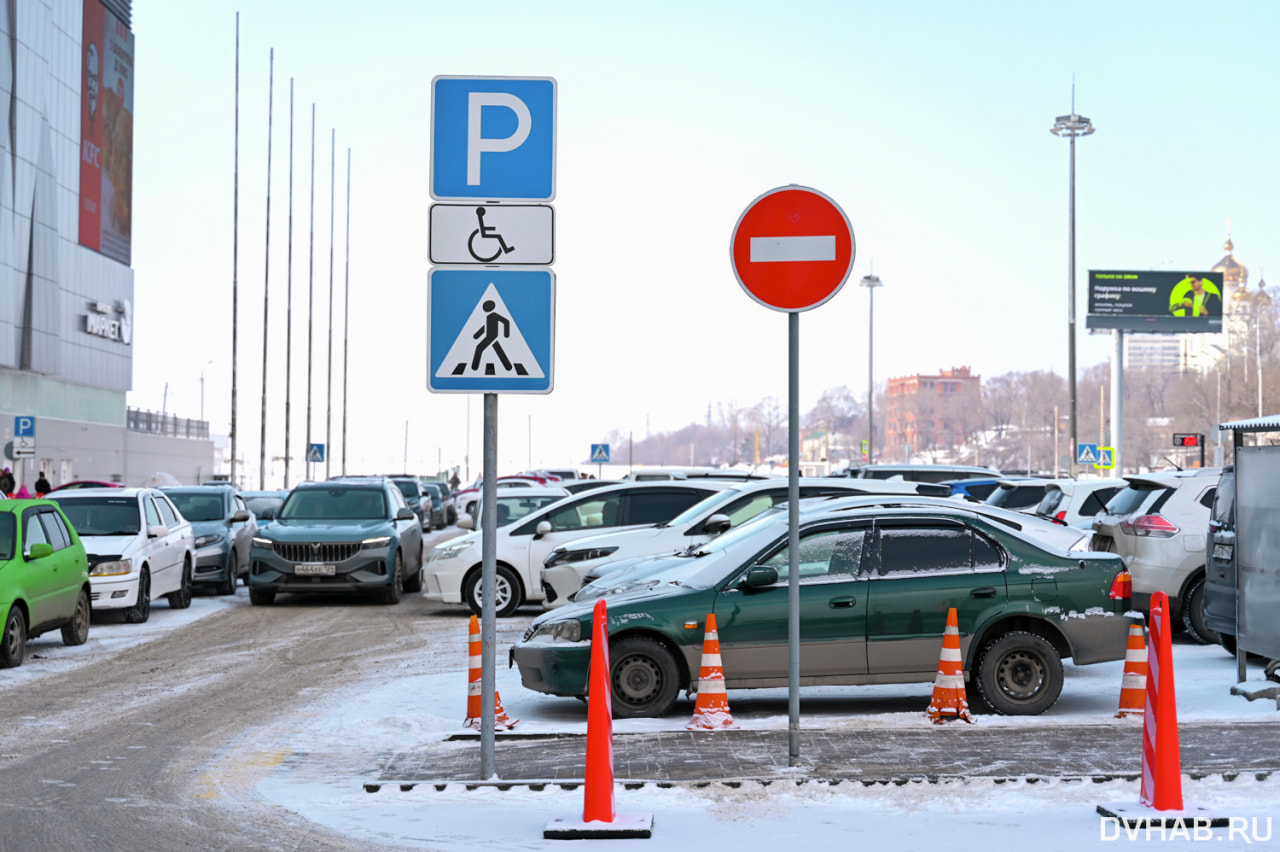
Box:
[10,596,1280,850]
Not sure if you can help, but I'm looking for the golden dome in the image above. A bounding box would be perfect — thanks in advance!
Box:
[1213,233,1249,288]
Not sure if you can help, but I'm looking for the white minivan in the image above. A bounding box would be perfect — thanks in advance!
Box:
[50,488,196,623]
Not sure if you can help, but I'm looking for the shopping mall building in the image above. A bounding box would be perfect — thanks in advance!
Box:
[0,0,214,491]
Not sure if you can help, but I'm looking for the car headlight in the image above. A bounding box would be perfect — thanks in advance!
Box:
[251,535,274,548]
[527,619,582,642]
[90,558,133,577]
[431,539,474,561]
[361,536,392,549]
[543,546,619,569]
[194,533,226,548]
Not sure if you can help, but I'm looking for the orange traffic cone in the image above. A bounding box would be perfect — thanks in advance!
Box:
[463,615,517,731]
[1140,591,1182,810]
[1116,621,1148,719]
[926,608,973,724]
[687,613,737,731]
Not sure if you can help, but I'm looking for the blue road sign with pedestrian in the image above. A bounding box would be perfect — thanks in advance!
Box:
[431,76,556,201]
[591,444,611,463]
[428,268,555,393]
[1077,443,1099,465]
[308,443,325,463]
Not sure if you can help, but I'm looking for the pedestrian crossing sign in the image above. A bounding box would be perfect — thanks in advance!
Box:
[1096,447,1115,469]
[428,268,554,393]
[1077,443,1099,465]
[307,443,325,463]
[591,444,610,463]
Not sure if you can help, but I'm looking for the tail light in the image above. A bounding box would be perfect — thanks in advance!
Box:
[1120,513,1179,537]
[1055,510,1067,522]
[1109,569,1133,600]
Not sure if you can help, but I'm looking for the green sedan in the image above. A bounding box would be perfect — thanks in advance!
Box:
[1,499,93,668]
[511,497,1134,717]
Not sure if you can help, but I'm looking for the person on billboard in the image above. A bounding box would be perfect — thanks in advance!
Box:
[85,42,100,131]
[1169,274,1221,318]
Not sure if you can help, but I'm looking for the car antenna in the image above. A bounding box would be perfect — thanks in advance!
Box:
[1162,457,1184,471]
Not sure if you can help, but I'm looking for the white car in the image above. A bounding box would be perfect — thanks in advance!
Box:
[541,477,952,607]
[1032,478,1126,528]
[422,480,734,617]
[50,488,196,623]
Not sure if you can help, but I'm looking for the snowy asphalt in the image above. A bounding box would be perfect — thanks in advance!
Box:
[369,722,1280,788]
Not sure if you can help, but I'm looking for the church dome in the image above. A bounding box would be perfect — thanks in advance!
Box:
[1213,234,1249,289]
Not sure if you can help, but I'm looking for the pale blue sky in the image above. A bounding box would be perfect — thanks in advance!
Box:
[127,1,1280,478]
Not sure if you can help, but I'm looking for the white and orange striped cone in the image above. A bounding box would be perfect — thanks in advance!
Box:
[1116,621,1148,719]
[687,613,738,731]
[463,615,517,731]
[926,607,973,724]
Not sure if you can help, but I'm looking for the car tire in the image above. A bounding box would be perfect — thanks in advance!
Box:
[1181,576,1219,645]
[60,589,91,646]
[403,547,424,594]
[249,588,275,606]
[216,554,237,596]
[463,564,522,618]
[167,558,194,609]
[123,569,151,624]
[1,606,27,668]
[609,635,681,718]
[975,631,1063,716]
[381,553,405,605]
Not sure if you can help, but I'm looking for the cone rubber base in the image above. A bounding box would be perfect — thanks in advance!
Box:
[544,812,654,839]
[1096,803,1230,828]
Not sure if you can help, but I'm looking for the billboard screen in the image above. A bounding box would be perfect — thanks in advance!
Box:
[79,0,135,266]
[1087,270,1224,333]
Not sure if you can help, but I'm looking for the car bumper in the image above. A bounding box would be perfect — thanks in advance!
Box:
[88,574,140,610]
[540,563,595,609]
[194,545,234,583]
[249,548,395,594]
[1056,608,1135,665]
[422,555,467,604]
[510,639,591,697]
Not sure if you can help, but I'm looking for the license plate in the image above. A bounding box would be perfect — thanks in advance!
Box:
[1213,544,1233,561]
[294,563,336,576]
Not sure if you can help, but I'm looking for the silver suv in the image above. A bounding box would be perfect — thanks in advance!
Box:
[1090,468,1220,642]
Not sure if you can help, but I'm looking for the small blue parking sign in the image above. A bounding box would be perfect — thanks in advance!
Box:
[14,416,35,437]
[431,76,556,201]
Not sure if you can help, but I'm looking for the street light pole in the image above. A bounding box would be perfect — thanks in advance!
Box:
[1051,106,1095,477]
[860,274,882,466]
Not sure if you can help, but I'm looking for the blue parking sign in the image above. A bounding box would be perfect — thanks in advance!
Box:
[431,76,556,201]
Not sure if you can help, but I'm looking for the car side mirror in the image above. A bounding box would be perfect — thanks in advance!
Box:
[535,520,552,539]
[26,542,53,560]
[742,568,778,588]
[457,515,475,531]
[396,508,416,521]
[740,565,779,589]
[148,524,168,538]
[703,513,732,535]
[232,510,250,522]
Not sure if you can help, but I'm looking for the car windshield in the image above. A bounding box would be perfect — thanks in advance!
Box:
[393,480,418,499]
[0,513,14,560]
[495,495,564,526]
[281,488,386,520]
[662,488,743,527]
[245,495,284,516]
[1105,483,1163,517]
[54,497,141,535]
[167,492,224,522]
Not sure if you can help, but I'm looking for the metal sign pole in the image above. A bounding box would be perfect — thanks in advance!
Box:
[480,392,498,778]
[787,311,801,764]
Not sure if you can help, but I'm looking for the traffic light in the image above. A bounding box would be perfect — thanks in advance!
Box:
[1172,433,1202,447]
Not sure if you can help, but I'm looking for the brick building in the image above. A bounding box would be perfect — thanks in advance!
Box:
[885,366,982,457]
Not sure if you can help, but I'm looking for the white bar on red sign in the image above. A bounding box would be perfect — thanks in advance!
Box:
[750,235,836,263]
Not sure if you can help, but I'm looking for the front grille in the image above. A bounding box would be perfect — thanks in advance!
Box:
[272,541,361,563]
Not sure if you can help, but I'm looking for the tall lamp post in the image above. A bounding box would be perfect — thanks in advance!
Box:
[1050,108,1095,476]
[860,273,882,466]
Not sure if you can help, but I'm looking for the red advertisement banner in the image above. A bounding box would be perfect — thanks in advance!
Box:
[79,0,134,265]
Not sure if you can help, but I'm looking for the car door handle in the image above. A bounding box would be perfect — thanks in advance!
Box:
[970,587,996,599]
[829,596,856,609]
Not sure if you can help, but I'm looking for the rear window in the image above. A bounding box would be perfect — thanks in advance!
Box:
[1035,489,1066,516]
[1211,470,1235,528]
[1104,484,1164,517]
[985,485,1047,509]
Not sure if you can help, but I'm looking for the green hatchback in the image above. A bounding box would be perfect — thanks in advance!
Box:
[511,497,1133,717]
[1,499,93,668]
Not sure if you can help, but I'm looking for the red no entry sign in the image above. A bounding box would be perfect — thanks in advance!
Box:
[730,185,855,312]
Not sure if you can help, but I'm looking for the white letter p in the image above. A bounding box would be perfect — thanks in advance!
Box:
[467,93,532,186]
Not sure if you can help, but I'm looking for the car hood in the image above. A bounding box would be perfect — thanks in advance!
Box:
[262,519,396,541]
[78,533,145,557]
[559,525,671,552]
[188,519,230,536]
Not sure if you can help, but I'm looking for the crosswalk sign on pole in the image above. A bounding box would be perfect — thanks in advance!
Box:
[307,443,325,463]
[591,444,611,463]
[1077,443,1099,465]
[1096,447,1115,469]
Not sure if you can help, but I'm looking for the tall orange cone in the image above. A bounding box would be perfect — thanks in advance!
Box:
[687,613,738,731]
[1140,592,1182,810]
[926,607,973,724]
[463,615,516,731]
[1115,621,1148,719]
